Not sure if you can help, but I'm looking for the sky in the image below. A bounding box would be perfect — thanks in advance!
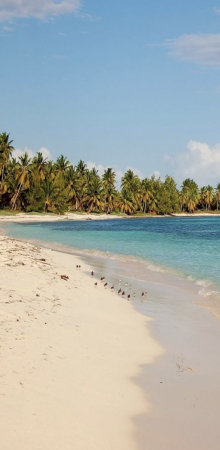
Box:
[1,0,220,187]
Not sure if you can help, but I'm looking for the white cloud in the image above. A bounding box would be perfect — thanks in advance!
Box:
[38,147,52,159]
[13,146,52,161]
[166,140,220,186]
[0,0,81,22]
[167,34,220,66]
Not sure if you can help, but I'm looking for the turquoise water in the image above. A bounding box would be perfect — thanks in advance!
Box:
[5,217,220,296]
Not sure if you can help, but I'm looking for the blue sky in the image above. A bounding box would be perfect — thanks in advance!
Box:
[1,0,220,186]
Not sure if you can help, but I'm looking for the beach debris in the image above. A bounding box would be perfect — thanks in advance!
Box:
[60,275,69,281]
[118,289,121,294]
[187,367,194,372]
[94,282,98,286]
[91,271,94,276]
[104,282,108,287]
[39,258,46,262]
[36,294,40,297]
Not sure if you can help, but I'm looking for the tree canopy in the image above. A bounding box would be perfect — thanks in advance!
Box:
[1,132,220,215]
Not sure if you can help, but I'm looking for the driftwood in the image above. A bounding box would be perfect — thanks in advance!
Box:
[60,275,69,281]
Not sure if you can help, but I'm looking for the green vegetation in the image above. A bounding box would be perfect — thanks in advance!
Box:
[1,132,220,215]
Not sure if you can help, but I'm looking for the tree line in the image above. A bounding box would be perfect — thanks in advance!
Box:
[0,132,220,215]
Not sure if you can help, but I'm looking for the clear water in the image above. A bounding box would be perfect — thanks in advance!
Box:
[5,217,220,299]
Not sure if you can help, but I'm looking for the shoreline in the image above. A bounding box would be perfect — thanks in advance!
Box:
[0,234,162,450]
[0,211,220,223]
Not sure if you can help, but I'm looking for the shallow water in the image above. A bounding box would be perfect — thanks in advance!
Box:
[4,217,220,314]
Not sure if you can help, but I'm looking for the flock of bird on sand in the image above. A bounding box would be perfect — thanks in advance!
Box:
[76,265,147,301]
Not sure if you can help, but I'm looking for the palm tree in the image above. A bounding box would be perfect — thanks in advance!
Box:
[141,180,153,213]
[54,155,71,180]
[216,183,220,211]
[11,152,32,210]
[205,185,214,211]
[200,186,207,210]
[102,168,116,213]
[121,169,138,190]
[0,132,14,183]
[120,189,134,215]
[85,177,104,213]
[65,166,78,209]
[32,152,48,181]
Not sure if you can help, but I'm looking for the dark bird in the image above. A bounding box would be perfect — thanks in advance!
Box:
[104,282,108,287]
[91,271,94,276]
[122,291,125,296]
[94,282,98,286]
[127,294,131,299]
[101,276,105,281]
[76,265,79,268]
[118,289,121,294]
[110,286,114,290]
[141,292,145,297]
[79,265,81,268]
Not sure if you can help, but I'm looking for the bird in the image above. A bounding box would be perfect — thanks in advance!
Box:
[101,276,105,281]
[141,292,145,297]
[104,282,108,287]
[122,291,125,296]
[79,265,81,269]
[94,282,97,286]
[110,285,114,290]
[91,271,94,276]
[118,289,121,294]
[127,294,131,299]
[76,265,79,268]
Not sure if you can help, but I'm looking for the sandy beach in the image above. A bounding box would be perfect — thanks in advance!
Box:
[0,235,162,450]
[0,213,125,223]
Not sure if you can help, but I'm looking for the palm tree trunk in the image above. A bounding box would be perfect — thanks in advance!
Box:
[11,183,22,210]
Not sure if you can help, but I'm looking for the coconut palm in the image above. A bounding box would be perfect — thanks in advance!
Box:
[65,166,78,209]
[141,180,154,213]
[54,155,71,180]
[216,183,220,211]
[205,185,214,211]
[85,177,104,213]
[11,153,32,210]
[200,186,207,210]
[102,168,116,213]
[0,132,14,183]
[32,152,48,181]
[120,189,135,215]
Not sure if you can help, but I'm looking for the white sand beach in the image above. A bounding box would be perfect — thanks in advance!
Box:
[0,213,124,223]
[0,235,162,450]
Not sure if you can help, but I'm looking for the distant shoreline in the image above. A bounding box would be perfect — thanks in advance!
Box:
[0,211,220,223]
